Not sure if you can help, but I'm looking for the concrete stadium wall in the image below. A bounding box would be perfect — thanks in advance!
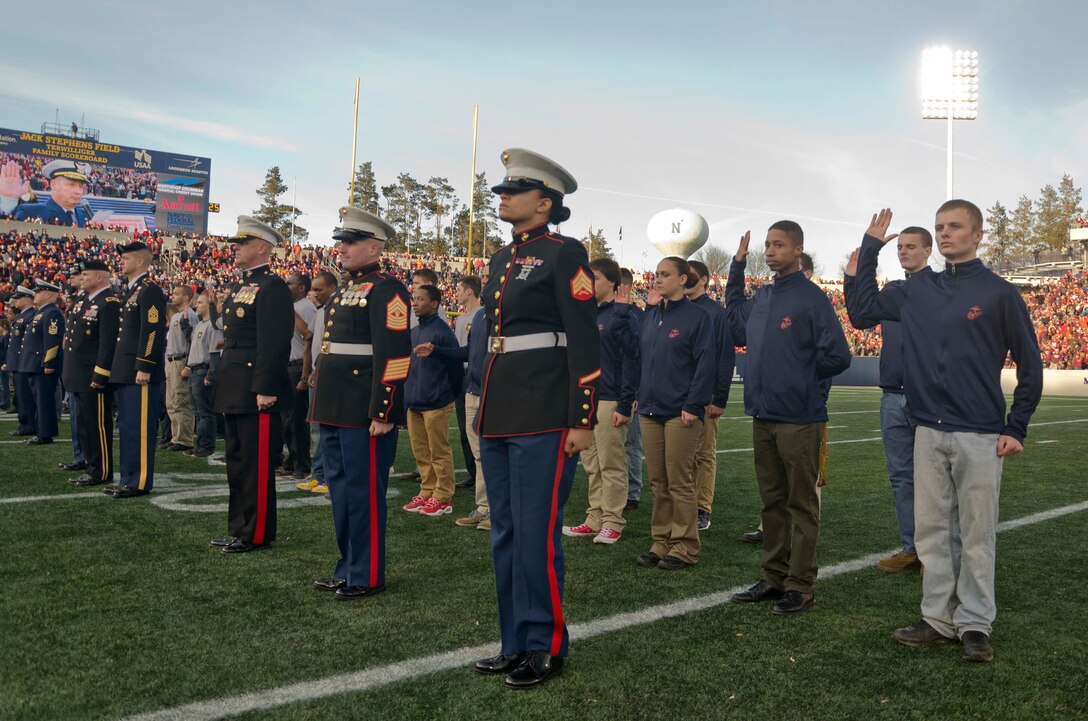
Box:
[734,354,1087,398]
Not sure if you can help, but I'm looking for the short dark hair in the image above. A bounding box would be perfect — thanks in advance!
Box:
[416,284,441,304]
[289,273,312,293]
[900,226,934,248]
[936,199,983,231]
[459,276,481,297]
[798,253,814,274]
[768,220,804,246]
[314,271,338,288]
[660,256,697,289]
[589,258,620,291]
[619,267,634,286]
[174,283,194,300]
[688,260,710,283]
[412,268,439,286]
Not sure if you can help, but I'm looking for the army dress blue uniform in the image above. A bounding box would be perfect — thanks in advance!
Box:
[476,220,601,660]
[310,209,412,597]
[63,278,121,485]
[110,268,167,496]
[21,296,65,442]
[214,263,294,550]
[6,296,36,435]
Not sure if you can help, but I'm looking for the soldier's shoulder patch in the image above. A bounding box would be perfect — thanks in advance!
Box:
[570,267,594,301]
[148,306,159,324]
[386,295,408,331]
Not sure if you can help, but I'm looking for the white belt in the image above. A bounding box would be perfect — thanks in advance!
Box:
[321,342,373,356]
[489,332,567,354]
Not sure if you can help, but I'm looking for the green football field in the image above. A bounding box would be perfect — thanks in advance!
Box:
[2,388,1086,721]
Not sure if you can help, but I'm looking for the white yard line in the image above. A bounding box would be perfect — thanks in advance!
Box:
[118,498,1088,721]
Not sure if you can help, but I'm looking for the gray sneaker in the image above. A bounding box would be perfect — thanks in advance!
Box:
[697,510,711,531]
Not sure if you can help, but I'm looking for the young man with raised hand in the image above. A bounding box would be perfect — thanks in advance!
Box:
[847,203,1042,663]
[725,221,851,616]
[844,226,934,574]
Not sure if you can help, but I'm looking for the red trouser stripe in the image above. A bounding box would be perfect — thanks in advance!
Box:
[369,435,379,588]
[546,430,568,656]
[254,414,270,545]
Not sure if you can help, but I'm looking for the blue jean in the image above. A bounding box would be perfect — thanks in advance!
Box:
[880,391,916,553]
[188,369,217,454]
[625,405,644,501]
[308,390,323,481]
[0,368,10,408]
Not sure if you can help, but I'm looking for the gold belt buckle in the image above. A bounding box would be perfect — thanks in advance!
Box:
[489,336,505,354]
[320,341,330,354]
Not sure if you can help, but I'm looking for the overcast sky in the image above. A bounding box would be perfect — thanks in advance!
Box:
[2,0,1085,276]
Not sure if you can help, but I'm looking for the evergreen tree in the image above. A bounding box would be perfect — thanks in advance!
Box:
[380,173,423,253]
[1058,173,1084,250]
[420,176,457,256]
[982,201,1013,265]
[347,161,380,214]
[1007,195,1036,259]
[1034,183,1066,251]
[252,166,307,242]
[580,225,612,260]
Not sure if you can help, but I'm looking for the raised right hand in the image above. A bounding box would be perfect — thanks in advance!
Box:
[845,248,860,276]
[734,230,751,262]
[866,209,899,245]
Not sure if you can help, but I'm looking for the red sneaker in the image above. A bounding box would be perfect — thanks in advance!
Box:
[420,498,452,517]
[563,523,597,537]
[402,495,428,513]
[593,528,622,544]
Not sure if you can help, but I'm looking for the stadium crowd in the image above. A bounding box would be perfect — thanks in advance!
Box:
[2,224,1086,368]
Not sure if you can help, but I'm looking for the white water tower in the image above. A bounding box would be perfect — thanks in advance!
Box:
[647,208,709,259]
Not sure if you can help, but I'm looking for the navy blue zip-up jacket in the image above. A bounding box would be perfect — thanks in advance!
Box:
[691,293,737,408]
[430,307,488,395]
[637,296,714,420]
[598,300,640,417]
[725,261,851,423]
[848,234,1042,441]
[844,269,933,392]
[405,313,463,411]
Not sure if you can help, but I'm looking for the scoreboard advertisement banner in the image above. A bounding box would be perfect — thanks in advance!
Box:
[0,127,211,234]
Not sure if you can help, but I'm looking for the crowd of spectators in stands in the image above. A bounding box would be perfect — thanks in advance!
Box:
[1,223,1086,370]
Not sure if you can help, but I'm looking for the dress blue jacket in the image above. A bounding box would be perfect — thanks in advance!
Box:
[725,262,851,424]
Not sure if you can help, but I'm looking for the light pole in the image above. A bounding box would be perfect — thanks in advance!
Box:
[921,46,979,199]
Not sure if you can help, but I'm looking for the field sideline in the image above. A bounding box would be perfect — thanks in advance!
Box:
[2,388,1086,721]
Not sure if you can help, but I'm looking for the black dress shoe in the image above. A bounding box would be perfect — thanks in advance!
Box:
[111,487,150,499]
[334,584,384,600]
[474,653,525,676]
[624,498,640,512]
[9,429,34,436]
[657,555,692,571]
[740,529,764,544]
[455,477,475,489]
[504,651,563,689]
[71,475,106,487]
[732,580,786,604]
[222,539,269,554]
[59,460,87,470]
[772,590,815,615]
[101,484,123,495]
[209,536,238,548]
[26,436,54,445]
[313,577,347,591]
[960,631,994,662]
[635,552,662,567]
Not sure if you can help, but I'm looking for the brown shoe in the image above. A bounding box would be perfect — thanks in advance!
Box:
[877,550,920,573]
[892,619,954,648]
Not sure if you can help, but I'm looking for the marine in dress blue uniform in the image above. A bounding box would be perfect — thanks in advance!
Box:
[4,287,37,436]
[64,260,121,487]
[22,280,65,444]
[309,207,411,598]
[0,159,93,227]
[107,242,167,499]
[210,217,294,553]
[473,149,601,689]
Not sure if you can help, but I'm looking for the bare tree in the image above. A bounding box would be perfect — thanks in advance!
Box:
[692,244,733,279]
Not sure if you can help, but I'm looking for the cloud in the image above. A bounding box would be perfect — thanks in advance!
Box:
[0,64,296,152]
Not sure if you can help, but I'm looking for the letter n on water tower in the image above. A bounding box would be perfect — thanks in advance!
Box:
[671,222,681,233]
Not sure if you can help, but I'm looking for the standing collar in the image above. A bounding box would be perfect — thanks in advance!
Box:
[511,223,550,244]
[242,264,270,280]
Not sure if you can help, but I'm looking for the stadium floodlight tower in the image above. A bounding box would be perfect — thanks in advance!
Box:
[921,46,979,199]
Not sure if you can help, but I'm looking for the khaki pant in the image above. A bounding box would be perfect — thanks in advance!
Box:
[753,419,822,593]
[464,393,488,513]
[693,406,719,513]
[407,403,456,503]
[641,415,702,564]
[580,400,630,532]
[165,358,194,446]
